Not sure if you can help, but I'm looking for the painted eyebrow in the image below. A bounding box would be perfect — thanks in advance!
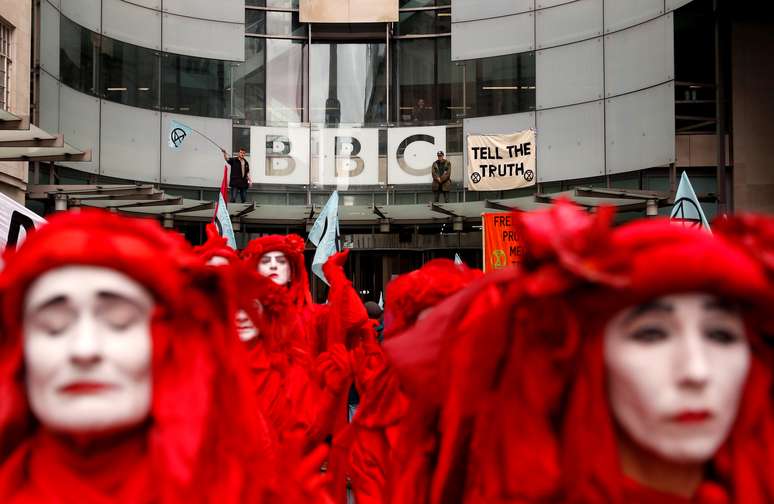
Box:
[27,295,69,314]
[622,300,673,324]
[96,291,150,311]
[703,298,740,314]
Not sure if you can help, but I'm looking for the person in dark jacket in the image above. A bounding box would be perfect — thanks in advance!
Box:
[431,150,452,203]
[222,147,250,203]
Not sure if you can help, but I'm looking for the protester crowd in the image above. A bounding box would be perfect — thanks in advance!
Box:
[0,201,771,503]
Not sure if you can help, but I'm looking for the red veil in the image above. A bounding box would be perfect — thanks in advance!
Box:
[384,202,774,504]
[0,211,326,503]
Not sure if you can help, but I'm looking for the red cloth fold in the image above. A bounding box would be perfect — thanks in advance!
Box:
[384,202,774,504]
[0,210,279,502]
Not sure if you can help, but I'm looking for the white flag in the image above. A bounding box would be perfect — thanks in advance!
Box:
[168,120,193,150]
[670,172,711,232]
[454,253,463,265]
[214,192,237,249]
[310,192,340,285]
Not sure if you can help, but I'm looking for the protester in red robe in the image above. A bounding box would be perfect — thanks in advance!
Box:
[192,223,239,267]
[340,258,483,504]
[241,235,374,502]
[0,211,330,504]
[385,202,774,504]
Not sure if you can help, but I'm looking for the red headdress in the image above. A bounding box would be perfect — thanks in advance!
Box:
[192,223,239,265]
[384,202,774,504]
[0,210,275,503]
[241,234,312,309]
[383,259,483,339]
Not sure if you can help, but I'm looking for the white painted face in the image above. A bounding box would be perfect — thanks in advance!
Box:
[23,266,154,436]
[206,255,230,267]
[235,309,258,342]
[604,293,750,464]
[258,251,291,286]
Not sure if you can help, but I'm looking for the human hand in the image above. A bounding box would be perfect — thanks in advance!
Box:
[316,343,353,393]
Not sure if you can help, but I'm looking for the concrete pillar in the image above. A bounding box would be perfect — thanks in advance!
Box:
[53,193,68,211]
[646,199,658,217]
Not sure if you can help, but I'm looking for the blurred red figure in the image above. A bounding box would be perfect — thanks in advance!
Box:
[341,258,483,504]
[385,202,774,504]
[0,211,331,504]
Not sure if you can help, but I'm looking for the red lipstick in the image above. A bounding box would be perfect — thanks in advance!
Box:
[670,411,713,423]
[59,382,115,394]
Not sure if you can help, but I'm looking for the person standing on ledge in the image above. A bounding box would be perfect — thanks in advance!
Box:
[222,147,250,203]
[432,150,451,203]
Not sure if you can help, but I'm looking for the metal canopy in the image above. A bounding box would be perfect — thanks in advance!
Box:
[27,185,659,226]
[0,125,63,148]
[176,202,255,220]
[0,110,29,130]
[117,199,214,216]
[0,112,89,159]
[0,144,91,162]
[536,190,656,212]
[242,204,315,225]
[28,184,160,200]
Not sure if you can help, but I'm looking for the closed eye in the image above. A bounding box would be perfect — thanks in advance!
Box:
[629,326,669,343]
[706,328,743,345]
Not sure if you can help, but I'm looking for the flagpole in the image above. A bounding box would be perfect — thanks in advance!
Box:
[187,126,226,153]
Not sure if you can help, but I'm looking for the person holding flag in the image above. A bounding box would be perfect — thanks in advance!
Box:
[222,148,250,203]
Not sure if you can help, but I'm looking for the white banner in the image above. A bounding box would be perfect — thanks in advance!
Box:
[314,128,379,188]
[387,126,446,185]
[466,129,536,191]
[250,126,310,185]
[0,192,46,252]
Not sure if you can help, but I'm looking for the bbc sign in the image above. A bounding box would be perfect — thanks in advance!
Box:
[249,126,446,187]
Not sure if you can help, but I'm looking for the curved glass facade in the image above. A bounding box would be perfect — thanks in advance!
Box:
[59,4,535,129]
[59,13,236,118]
[237,0,536,152]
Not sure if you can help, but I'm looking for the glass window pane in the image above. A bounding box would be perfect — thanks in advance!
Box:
[266,39,304,123]
[436,36,462,123]
[246,10,305,36]
[60,14,97,95]
[310,42,386,126]
[233,37,266,122]
[467,52,536,117]
[162,54,231,117]
[246,0,299,7]
[396,8,450,35]
[232,126,250,153]
[100,38,159,109]
[399,0,436,7]
[395,38,435,125]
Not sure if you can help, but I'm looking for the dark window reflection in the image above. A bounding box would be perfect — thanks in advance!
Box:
[232,125,250,152]
[100,38,159,109]
[60,14,97,94]
[162,54,232,118]
[396,8,450,35]
[399,0,447,7]
[245,9,306,36]
[469,52,536,117]
[233,38,266,122]
[394,37,462,125]
[246,0,299,7]
[310,42,386,126]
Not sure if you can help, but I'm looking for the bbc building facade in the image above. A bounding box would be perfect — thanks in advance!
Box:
[29,0,774,297]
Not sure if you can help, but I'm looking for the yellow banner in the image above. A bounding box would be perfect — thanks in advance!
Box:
[482,212,524,273]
